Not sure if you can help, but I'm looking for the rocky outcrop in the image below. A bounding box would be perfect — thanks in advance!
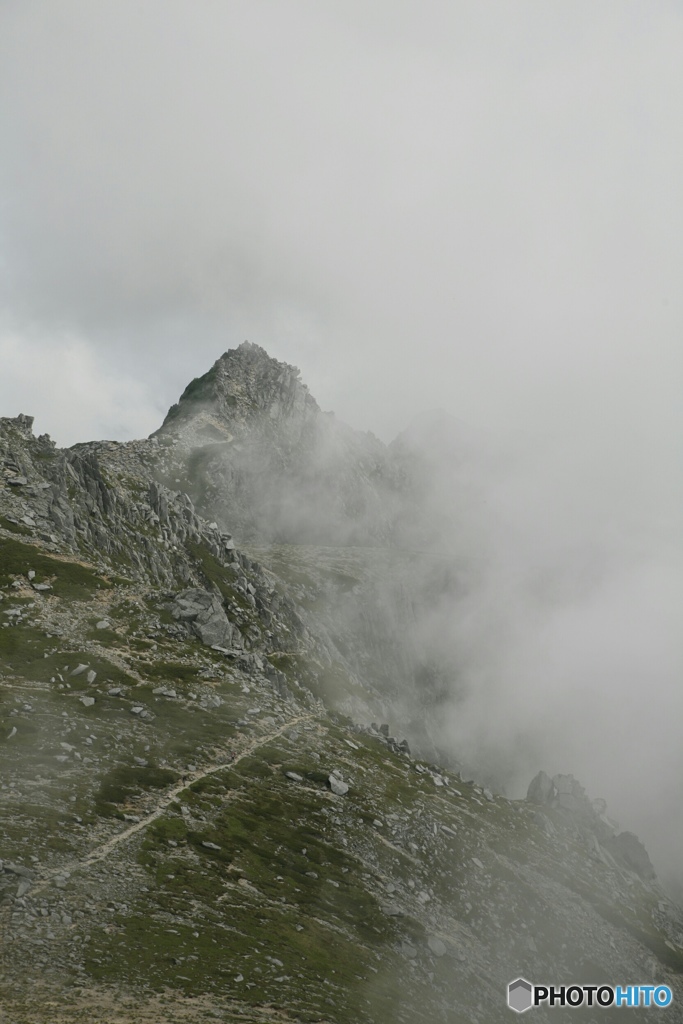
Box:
[156,341,319,445]
[526,769,555,806]
[526,770,655,880]
[608,831,656,881]
[171,588,239,649]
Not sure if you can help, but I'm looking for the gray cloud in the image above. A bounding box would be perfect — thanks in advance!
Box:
[2,2,682,437]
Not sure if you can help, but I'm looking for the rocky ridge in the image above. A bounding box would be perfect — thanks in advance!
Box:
[153,342,405,546]
[0,346,682,1023]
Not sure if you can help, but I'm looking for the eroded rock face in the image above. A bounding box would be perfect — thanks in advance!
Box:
[608,831,656,881]
[527,769,555,806]
[526,770,656,880]
[171,588,238,648]
[527,771,597,819]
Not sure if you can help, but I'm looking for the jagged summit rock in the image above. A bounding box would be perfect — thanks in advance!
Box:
[151,342,403,545]
[155,342,319,447]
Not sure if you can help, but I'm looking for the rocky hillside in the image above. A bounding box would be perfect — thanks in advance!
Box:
[1,347,682,1024]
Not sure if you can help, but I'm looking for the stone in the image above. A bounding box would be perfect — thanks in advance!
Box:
[427,936,447,957]
[32,583,51,591]
[5,862,34,879]
[79,696,95,707]
[556,792,581,813]
[526,770,555,805]
[8,476,28,486]
[608,832,656,880]
[95,620,110,630]
[172,588,234,648]
[201,842,221,851]
[86,670,97,684]
[70,664,89,677]
[285,772,303,782]
[328,774,349,796]
[552,773,585,798]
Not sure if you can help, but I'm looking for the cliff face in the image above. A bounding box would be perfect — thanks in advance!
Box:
[1,348,682,1024]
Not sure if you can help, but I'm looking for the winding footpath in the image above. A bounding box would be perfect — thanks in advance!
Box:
[30,712,315,896]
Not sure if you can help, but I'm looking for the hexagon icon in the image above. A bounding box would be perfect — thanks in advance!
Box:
[508,978,533,1013]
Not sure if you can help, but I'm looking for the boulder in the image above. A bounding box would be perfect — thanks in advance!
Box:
[171,588,234,648]
[608,832,656,881]
[328,774,349,796]
[427,936,447,958]
[526,770,555,805]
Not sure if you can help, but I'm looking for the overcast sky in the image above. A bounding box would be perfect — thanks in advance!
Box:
[1,2,681,873]
[0,2,680,447]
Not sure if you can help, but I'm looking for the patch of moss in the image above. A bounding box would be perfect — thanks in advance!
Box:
[267,651,364,706]
[0,633,136,690]
[94,763,179,815]
[0,516,32,536]
[86,626,121,646]
[0,627,70,680]
[136,661,200,684]
[159,366,220,430]
[0,537,110,599]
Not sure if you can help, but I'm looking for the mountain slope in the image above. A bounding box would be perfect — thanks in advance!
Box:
[1,349,682,1024]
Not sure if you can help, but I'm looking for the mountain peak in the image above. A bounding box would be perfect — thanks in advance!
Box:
[154,343,319,444]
